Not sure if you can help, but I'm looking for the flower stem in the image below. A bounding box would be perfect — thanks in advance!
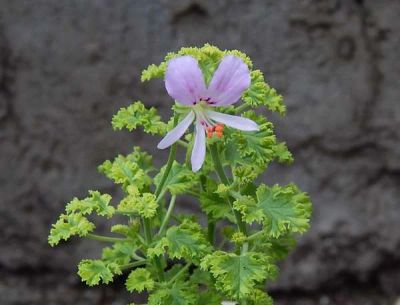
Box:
[209,144,247,236]
[167,263,191,285]
[207,220,216,245]
[120,260,147,271]
[86,233,127,243]
[155,143,177,198]
[143,218,165,282]
[157,195,177,236]
[178,139,189,148]
[246,230,265,242]
[235,103,250,114]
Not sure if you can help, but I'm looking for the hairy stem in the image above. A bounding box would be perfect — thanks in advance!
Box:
[143,218,165,281]
[120,260,147,271]
[235,103,250,114]
[167,264,191,285]
[210,144,247,236]
[86,233,127,243]
[207,220,216,245]
[158,195,177,236]
[155,143,177,198]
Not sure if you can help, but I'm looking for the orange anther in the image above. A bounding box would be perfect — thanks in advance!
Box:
[207,131,213,138]
[216,131,223,138]
[215,124,224,132]
[207,126,215,133]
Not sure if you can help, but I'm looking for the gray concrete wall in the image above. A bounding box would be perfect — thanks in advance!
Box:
[0,1,399,304]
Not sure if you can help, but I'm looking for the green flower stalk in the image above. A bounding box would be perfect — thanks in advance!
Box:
[48,44,312,305]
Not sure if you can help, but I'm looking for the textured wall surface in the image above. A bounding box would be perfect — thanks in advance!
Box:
[0,0,399,304]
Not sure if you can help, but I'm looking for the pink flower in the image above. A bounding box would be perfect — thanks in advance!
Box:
[158,55,259,172]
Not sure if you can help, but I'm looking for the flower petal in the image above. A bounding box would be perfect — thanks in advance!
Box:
[206,110,259,131]
[165,56,207,106]
[206,55,251,106]
[157,111,195,149]
[191,120,206,172]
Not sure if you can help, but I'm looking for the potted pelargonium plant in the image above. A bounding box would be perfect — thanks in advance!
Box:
[49,44,312,305]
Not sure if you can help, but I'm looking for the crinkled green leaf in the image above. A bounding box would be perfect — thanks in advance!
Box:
[233,196,263,224]
[102,242,139,265]
[233,165,259,185]
[98,152,151,191]
[112,101,167,135]
[236,184,312,237]
[199,179,233,222]
[242,70,286,116]
[126,268,155,293]
[48,213,95,246]
[154,161,198,195]
[196,292,223,305]
[148,220,211,263]
[226,112,293,172]
[272,142,293,164]
[201,251,276,299]
[252,233,297,262]
[249,289,273,305]
[129,146,155,172]
[148,282,197,305]
[78,259,122,286]
[229,117,276,168]
[111,222,141,239]
[66,190,114,218]
[118,188,158,218]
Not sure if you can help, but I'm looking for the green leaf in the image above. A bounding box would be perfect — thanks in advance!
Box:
[118,188,158,218]
[112,101,167,135]
[236,184,312,237]
[196,292,223,305]
[126,268,155,293]
[141,63,167,82]
[111,222,141,239]
[154,161,197,195]
[78,259,122,286]
[242,70,286,116]
[272,142,293,164]
[233,196,264,224]
[102,242,139,265]
[252,234,297,262]
[229,116,276,168]
[233,165,259,185]
[148,220,211,263]
[249,289,273,305]
[48,213,95,246]
[66,190,114,218]
[99,153,152,191]
[201,251,276,299]
[199,179,233,222]
[148,282,197,305]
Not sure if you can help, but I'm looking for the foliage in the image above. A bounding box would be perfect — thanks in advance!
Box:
[48,44,312,305]
[126,268,155,292]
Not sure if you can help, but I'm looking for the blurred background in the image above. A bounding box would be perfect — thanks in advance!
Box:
[0,0,399,304]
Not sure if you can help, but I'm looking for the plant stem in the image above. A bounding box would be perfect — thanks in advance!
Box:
[235,103,250,114]
[207,220,216,245]
[143,218,165,282]
[167,264,191,285]
[246,230,265,242]
[120,260,147,271]
[158,195,177,236]
[155,143,177,198]
[86,233,127,243]
[209,144,247,236]
[178,139,189,148]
